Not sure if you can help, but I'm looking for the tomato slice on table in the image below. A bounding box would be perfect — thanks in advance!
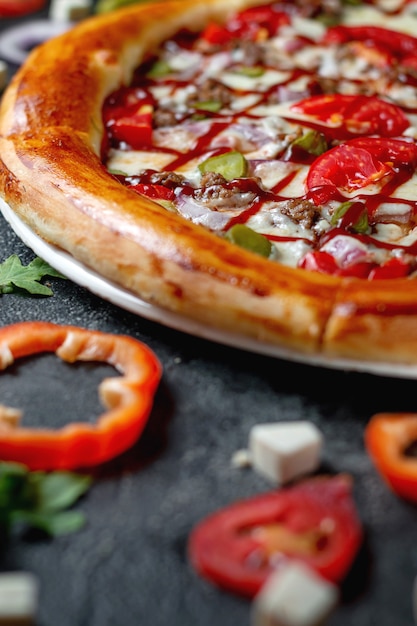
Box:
[0,0,46,17]
[291,95,410,138]
[307,137,417,205]
[365,413,417,503]
[188,475,362,598]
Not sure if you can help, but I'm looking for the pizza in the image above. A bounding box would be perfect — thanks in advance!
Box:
[2,0,417,369]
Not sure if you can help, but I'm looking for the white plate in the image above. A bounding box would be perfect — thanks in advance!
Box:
[1,197,416,379]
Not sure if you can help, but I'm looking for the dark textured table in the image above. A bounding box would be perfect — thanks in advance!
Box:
[1,3,417,626]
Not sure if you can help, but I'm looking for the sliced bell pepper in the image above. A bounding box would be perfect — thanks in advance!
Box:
[129,182,175,202]
[330,201,369,234]
[109,104,154,149]
[368,257,412,280]
[225,224,272,258]
[287,130,328,162]
[299,251,375,279]
[365,413,417,502]
[200,22,233,46]
[198,151,247,180]
[0,322,162,471]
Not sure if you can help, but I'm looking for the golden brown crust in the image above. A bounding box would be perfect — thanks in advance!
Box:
[1,0,417,368]
[323,279,417,364]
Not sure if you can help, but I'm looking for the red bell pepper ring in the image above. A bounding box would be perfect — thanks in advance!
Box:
[365,413,417,503]
[188,475,363,598]
[0,322,162,471]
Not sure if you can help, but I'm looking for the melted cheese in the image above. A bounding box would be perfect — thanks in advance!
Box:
[103,0,417,275]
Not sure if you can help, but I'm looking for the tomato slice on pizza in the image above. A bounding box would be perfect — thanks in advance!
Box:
[290,95,410,138]
[306,137,417,204]
[324,24,417,60]
[101,6,417,283]
[2,0,417,365]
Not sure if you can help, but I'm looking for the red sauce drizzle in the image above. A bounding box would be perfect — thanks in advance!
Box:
[101,3,417,278]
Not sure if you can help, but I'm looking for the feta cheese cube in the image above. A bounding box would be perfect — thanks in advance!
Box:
[0,572,39,625]
[251,562,339,626]
[249,421,323,485]
[49,0,92,22]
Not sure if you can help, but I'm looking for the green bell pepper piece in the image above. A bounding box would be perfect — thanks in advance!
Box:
[291,131,327,157]
[198,151,248,181]
[225,224,272,258]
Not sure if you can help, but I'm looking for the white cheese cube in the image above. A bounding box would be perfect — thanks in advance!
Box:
[0,572,39,624]
[249,421,323,485]
[49,0,92,21]
[251,562,339,626]
[0,61,8,92]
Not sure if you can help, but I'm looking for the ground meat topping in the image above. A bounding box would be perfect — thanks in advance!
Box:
[295,0,345,19]
[279,198,321,230]
[103,1,417,278]
[193,181,257,211]
[153,107,182,128]
[232,39,264,66]
[189,79,232,107]
[200,172,228,187]
[148,171,186,187]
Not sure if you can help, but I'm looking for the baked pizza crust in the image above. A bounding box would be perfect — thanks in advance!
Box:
[1,0,417,367]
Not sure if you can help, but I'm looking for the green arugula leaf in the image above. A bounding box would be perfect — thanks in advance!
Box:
[11,510,87,537]
[30,472,92,512]
[0,462,92,537]
[0,255,66,296]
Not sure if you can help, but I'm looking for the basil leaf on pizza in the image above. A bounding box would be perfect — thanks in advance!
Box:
[2,0,417,366]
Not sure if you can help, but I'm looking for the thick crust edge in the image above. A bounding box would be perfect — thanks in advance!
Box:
[1,0,417,367]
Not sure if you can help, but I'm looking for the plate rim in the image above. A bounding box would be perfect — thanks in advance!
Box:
[1,197,415,379]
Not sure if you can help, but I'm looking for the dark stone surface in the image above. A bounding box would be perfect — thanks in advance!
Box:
[2,202,417,626]
[1,4,417,625]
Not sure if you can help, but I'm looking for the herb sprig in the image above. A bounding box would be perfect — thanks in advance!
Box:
[0,255,66,296]
[0,462,92,537]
